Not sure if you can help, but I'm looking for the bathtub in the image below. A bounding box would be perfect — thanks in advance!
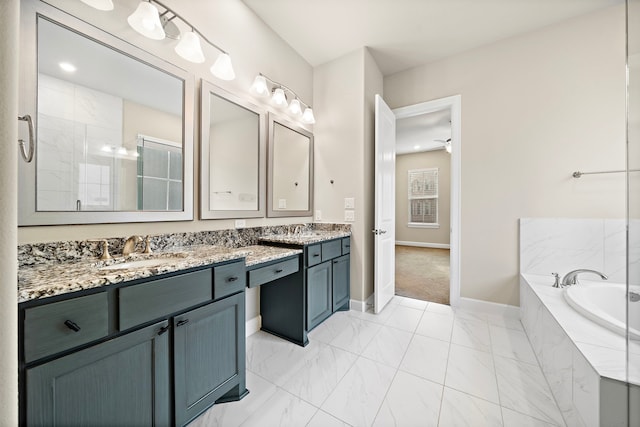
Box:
[564,282,640,340]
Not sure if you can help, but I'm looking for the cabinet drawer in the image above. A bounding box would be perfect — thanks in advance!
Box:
[214,261,246,299]
[321,240,342,262]
[306,244,322,267]
[342,237,351,254]
[119,269,212,331]
[248,257,299,288]
[24,292,108,362]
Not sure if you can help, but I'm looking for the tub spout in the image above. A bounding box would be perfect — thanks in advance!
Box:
[561,269,608,287]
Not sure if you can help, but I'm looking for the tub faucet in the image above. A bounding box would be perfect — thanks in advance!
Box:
[561,269,608,287]
[122,235,142,256]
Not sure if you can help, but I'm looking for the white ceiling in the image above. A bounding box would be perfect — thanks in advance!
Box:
[241,0,622,76]
[396,109,451,155]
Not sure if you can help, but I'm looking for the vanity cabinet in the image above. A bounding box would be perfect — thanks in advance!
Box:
[307,261,333,330]
[332,254,350,311]
[19,261,247,427]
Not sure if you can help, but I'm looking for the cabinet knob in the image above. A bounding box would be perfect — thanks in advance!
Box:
[64,320,81,332]
[157,325,170,336]
[176,319,190,327]
[227,276,238,282]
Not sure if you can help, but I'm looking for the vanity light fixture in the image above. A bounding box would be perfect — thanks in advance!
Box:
[80,0,114,11]
[82,0,235,80]
[251,73,316,124]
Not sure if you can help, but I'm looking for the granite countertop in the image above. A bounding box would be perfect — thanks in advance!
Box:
[18,245,301,304]
[259,230,350,246]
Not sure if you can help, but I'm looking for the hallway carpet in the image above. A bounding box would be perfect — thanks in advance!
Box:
[395,245,450,305]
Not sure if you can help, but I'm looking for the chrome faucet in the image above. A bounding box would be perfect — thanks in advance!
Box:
[122,235,142,256]
[561,269,608,287]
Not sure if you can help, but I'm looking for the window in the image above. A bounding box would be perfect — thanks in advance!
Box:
[408,168,439,228]
[137,135,183,211]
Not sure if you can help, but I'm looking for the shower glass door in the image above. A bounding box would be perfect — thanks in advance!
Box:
[627,0,640,423]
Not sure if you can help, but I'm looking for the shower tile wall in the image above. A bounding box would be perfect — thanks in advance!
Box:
[37,73,122,211]
[519,218,640,284]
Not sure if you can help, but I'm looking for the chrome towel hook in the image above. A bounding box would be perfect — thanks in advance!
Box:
[18,114,35,163]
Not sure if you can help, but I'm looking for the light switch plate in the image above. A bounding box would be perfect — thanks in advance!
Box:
[278,199,287,209]
[315,210,322,221]
[344,197,355,209]
[344,210,355,222]
[235,219,246,228]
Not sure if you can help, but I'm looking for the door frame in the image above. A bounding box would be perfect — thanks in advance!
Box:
[392,95,461,306]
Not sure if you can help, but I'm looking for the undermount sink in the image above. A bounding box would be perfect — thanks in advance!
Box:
[99,255,187,271]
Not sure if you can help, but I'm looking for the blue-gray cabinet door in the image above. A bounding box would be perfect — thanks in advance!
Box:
[173,292,245,426]
[26,320,170,427]
[332,254,350,311]
[307,261,332,330]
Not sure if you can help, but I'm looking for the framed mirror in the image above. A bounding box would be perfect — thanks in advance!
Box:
[200,81,266,219]
[18,1,194,225]
[267,115,314,217]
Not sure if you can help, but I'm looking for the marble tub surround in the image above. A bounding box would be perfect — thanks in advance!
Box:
[18,244,302,303]
[18,223,350,268]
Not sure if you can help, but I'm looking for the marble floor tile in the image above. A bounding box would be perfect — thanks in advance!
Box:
[189,371,277,427]
[349,303,398,325]
[451,317,492,352]
[372,370,442,427]
[330,317,382,355]
[501,407,559,427]
[454,309,489,323]
[281,343,357,407]
[426,302,455,316]
[246,331,295,370]
[306,410,351,427]
[384,305,425,332]
[487,314,525,332]
[321,356,396,427]
[309,310,355,343]
[248,338,322,386]
[361,325,413,368]
[438,387,502,427]
[239,388,317,427]
[395,296,429,311]
[415,311,454,342]
[489,324,538,365]
[400,334,450,384]
[444,344,499,403]
[494,355,565,426]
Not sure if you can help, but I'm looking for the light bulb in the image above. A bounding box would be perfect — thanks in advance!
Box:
[272,88,287,107]
[210,53,235,81]
[251,75,269,97]
[301,107,315,124]
[289,99,302,116]
[127,1,165,40]
[175,31,205,63]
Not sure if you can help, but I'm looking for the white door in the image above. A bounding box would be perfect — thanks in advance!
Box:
[374,94,396,314]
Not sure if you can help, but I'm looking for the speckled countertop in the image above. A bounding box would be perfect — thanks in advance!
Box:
[18,245,301,304]
[259,231,350,246]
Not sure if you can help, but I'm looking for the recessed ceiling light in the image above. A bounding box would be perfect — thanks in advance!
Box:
[414,145,420,150]
[59,62,77,73]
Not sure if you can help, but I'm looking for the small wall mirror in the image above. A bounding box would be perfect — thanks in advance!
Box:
[18,2,194,225]
[267,115,314,217]
[200,81,265,219]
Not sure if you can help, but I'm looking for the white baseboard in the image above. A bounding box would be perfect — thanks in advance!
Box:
[350,294,374,312]
[456,297,520,317]
[246,315,262,337]
[396,241,450,249]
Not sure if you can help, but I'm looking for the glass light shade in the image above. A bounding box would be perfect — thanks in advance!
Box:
[80,0,114,11]
[272,88,288,107]
[127,1,165,40]
[175,31,205,63]
[251,75,269,97]
[210,53,235,80]
[301,107,316,124]
[289,99,302,116]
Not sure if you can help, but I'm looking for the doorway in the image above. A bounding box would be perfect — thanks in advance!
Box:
[389,95,460,307]
[395,109,452,304]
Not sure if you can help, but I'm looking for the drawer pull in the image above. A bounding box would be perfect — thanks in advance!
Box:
[275,269,284,273]
[313,254,320,257]
[64,320,81,332]
[345,245,350,248]
[157,325,170,336]
[176,319,190,327]
[333,260,339,264]
[227,276,239,282]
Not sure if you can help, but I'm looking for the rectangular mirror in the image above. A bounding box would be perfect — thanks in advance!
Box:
[267,115,314,217]
[200,81,266,219]
[18,1,194,225]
